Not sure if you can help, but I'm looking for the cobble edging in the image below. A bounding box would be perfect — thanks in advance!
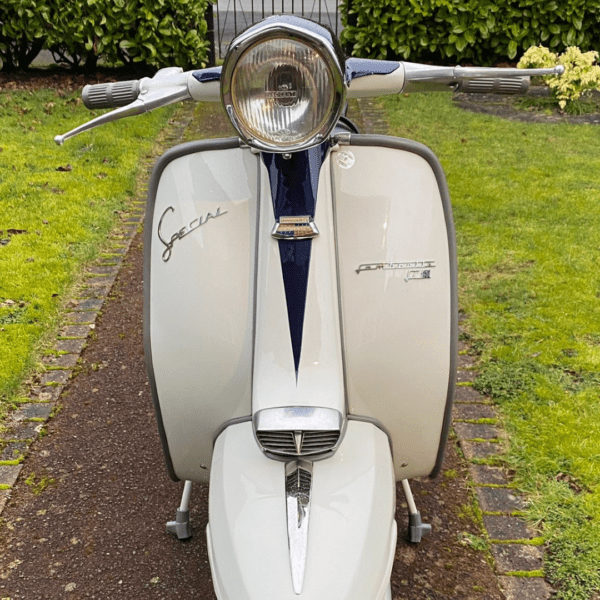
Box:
[0,105,196,516]
[454,338,552,600]
[355,97,552,600]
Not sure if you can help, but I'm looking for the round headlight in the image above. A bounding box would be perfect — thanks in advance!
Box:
[221,17,346,153]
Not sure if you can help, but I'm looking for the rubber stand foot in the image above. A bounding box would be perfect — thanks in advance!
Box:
[407,511,432,543]
[166,508,192,540]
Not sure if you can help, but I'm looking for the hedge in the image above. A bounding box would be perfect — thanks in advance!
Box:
[0,0,211,71]
[340,0,600,65]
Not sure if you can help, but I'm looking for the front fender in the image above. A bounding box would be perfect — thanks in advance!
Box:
[207,420,396,600]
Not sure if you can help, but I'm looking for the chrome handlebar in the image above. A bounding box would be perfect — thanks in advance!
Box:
[54,62,564,145]
[401,63,564,93]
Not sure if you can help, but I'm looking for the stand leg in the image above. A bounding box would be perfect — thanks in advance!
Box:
[166,480,193,540]
[401,479,432,543]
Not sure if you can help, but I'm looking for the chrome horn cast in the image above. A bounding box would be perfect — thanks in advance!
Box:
[285,460,313,594]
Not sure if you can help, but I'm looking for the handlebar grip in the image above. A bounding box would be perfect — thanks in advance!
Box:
[456,77,530,95]
[82,80,141,109]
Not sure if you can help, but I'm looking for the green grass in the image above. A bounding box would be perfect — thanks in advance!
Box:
[514,93,600,116]
[0,88,173,410]
[382,92,600,599]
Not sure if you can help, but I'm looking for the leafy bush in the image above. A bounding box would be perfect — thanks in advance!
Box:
[340,0,600,66]
[0,0,211,71]
[0,0,47,70]
[518,45,600,109]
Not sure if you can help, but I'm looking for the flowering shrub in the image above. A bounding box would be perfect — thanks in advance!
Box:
[518,45,600,109]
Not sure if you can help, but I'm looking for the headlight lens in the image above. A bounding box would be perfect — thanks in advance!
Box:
[221,18,346,152]
[231,38,335,148]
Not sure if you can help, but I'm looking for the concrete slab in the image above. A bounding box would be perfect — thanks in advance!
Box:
[492,544,544,574]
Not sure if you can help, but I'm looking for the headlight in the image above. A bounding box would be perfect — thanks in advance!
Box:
[221,16,347,153]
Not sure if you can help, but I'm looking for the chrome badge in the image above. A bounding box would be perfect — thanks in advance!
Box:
[356,260,436,281]
[271,216,319,240]
[336,150,355,169]
[158,206,227,262]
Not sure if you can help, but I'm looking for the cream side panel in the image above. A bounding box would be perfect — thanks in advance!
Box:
[208,421,396,600]
[332,145,452,480]
[150,148,257,481]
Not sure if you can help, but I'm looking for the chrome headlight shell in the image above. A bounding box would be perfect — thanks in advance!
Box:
[221,16,347,153]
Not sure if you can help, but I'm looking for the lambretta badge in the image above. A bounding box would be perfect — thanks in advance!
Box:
[336,151,355,169]
[158,206,227,262]
[271,216,319,240]
[356,260,436,282]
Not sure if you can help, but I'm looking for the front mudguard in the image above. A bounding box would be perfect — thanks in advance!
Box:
[207,420,396,600]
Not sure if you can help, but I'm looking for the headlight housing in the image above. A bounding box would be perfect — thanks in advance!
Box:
[221,16,347,153]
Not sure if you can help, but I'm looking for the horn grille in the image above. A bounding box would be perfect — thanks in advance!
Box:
[256,430,341,457]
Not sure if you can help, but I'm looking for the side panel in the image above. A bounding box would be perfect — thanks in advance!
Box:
[144,140,258,482]
[331,138,457,480]
[208,421,396,600]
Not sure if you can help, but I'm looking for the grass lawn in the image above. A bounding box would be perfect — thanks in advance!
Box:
[382,92,600,599]
[0,86,174,414]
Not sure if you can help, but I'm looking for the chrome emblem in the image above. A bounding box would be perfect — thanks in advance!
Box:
[356,260,436,281]
[158,206,227,262]
[271,216,319,240]
[336,151,355,169]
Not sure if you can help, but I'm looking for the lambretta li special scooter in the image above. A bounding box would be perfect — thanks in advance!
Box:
[56,15,563,600]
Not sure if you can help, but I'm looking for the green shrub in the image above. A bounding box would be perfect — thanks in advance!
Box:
[48,0,211,71]
[340,0,600,66]
[0,0,48,70]
[0,0,211,71]
[518,45,600,109]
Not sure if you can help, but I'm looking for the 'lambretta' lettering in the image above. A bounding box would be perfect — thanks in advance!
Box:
[158,206,227,262]
[356,260,436,274]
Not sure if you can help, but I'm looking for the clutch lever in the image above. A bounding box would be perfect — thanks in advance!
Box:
[54,68,191,145]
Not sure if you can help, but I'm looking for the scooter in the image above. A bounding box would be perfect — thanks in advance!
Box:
[56,15,562,600]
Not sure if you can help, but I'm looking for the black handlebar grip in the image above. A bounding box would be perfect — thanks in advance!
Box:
[456,77,530,95]
[82,80,141,109]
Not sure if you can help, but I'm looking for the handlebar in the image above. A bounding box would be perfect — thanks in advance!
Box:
[55,60,564,144]
[346,61,564,97]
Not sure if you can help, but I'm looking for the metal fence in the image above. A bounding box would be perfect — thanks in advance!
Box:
[213,0,343,58]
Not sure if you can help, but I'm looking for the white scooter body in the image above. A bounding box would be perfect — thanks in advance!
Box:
[144,131,456,599]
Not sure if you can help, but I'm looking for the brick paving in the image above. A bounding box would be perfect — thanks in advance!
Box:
[453,344,551,597]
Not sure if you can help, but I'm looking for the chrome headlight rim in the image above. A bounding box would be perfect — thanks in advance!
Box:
[221,18,347,153]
